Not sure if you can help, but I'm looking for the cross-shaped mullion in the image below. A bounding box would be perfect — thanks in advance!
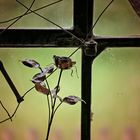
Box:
[0,0,140,140]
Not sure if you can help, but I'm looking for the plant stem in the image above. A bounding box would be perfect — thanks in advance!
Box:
[52,69,63,111]
[45,101,63,140]
[45,69,63,140]
[53,102,63,116]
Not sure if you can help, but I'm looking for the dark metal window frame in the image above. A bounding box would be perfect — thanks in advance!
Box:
[0,0,140,140]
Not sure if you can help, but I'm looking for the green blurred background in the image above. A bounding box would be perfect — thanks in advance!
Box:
[0,0,140,140]
[0,49,81,140]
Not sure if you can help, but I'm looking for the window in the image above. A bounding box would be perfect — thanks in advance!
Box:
[0,0,73,28]
[0,0,140,140]
[0,48,81,140]
[92,48,140,140]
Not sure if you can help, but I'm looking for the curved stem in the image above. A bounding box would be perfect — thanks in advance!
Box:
[0,103,20,123]
[53,101,63,116]
[22,86,35,98]
[39,67,51,123]
[0,100,12,122]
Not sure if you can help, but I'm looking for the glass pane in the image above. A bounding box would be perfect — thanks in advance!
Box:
[94,0,140,36]
[0,0,73,29]
[0,48,81,140]
[92,48,140,140]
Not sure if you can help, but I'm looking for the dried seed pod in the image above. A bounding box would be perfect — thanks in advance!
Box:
[128,0,140,17]
[53,55,76,69]
[21,59,40,68]
[35,83,50,95]
[51,86,60,97]
[32,72,46,83]
[63,96,86,105]
[42,65,54,74]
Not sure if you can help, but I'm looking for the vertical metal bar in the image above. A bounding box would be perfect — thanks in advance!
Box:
[74,0,93,37]
[74,0,94,140]
[81,51,94,140]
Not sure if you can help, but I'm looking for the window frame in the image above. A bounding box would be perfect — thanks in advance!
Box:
[0,0,140,140]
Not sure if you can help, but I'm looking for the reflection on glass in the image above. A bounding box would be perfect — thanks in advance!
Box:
[0,48,81,140]
[92,48,140,140]
[0,0,73,29]
[94,0,140,36]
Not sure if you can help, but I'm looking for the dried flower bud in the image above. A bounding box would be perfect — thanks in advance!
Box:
[53,55,76,69]
[42,65,54,74]
[21,59,40,68]
[63,96,86,105]
[32,73,46,83]
[35,83,50,95]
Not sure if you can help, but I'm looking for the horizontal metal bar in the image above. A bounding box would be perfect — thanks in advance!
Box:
[0,29,74,46]
[0,30,140,47]
[95,36,140,47]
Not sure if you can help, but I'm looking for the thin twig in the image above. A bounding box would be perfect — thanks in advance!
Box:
[16,0,85,45]
[0,0,63,24]
[68,0,114,58]
[22,86,35,98]
[0,100,12,122]
[87,0,114,38]
[0,84,35,124]
[0,0,36,35]
[53,101,63,116]
[39,67,51,122]
[0,103,20,123]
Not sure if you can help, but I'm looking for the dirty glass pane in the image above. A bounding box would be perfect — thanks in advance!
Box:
[0,0,73,29]
[91,48,140,140]
[0,48,81,140]
[93,0,140,36]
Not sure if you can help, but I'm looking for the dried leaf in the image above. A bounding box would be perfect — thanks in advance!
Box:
[63,96,86,105]
[21,59,40,68]
[128,0,140,17]
[51,86,60,96]
[35,83,50,95]
[53,55,76,69]
[42,65,54,74]
[32,72,46,83]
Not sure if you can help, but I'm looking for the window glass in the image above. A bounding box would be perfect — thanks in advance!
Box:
[0,48,80,140]
[0,0,73,29]
[94,0,140,36]
[92,48,140,140]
